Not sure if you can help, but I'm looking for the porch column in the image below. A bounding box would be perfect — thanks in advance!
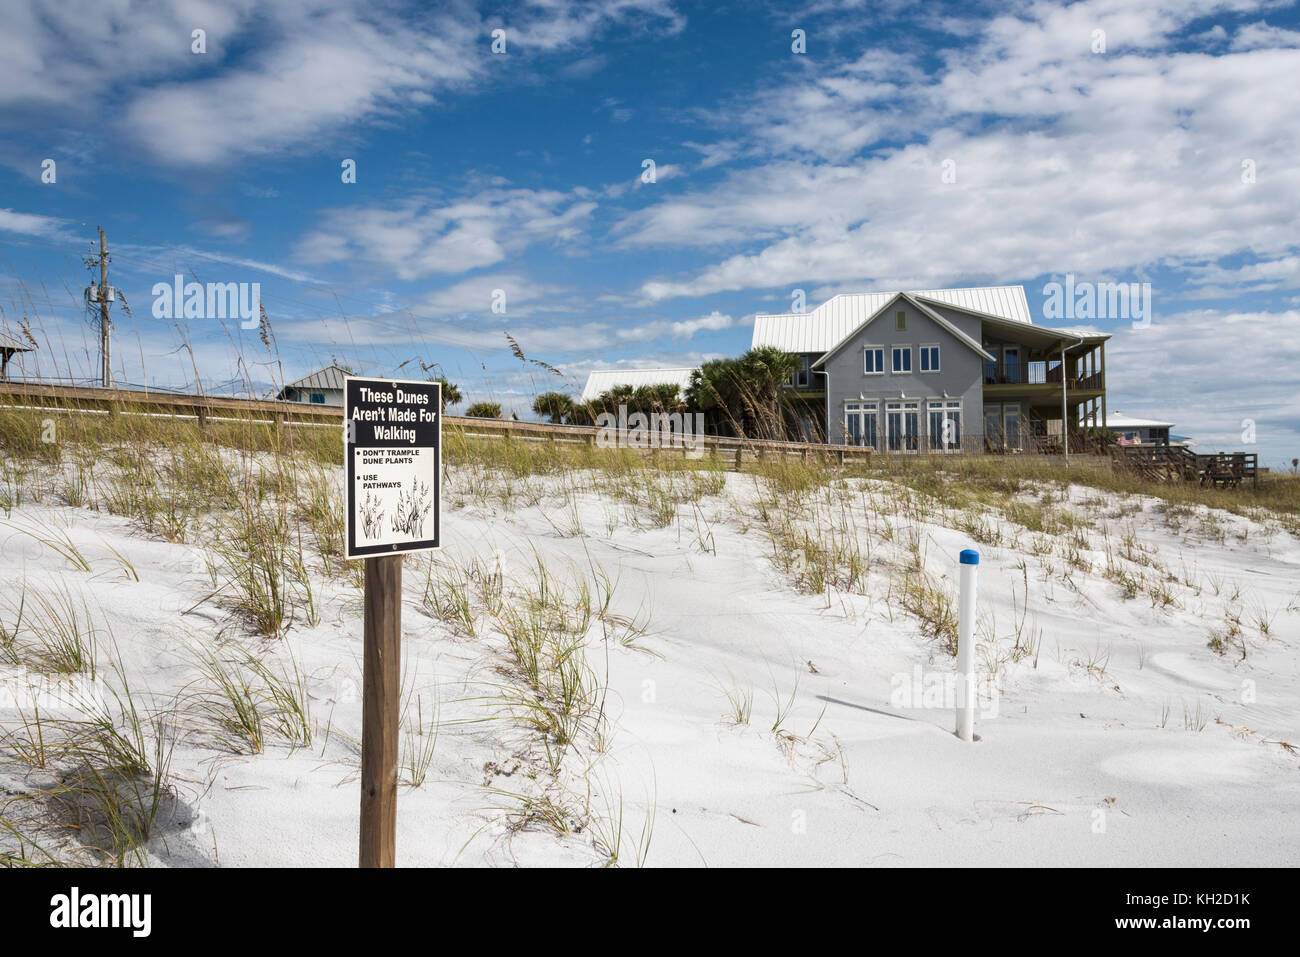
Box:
[1100,340,1107,429]
[1060,341,1069,464]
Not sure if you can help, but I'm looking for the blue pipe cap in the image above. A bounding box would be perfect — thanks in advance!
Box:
[959,548,980,565]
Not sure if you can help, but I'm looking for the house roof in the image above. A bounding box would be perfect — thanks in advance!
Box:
[753,285,1033,354]
[281,365,349,392]
[954,306,1108,353]
[1105,412,1175,430]
[580,367,695,402]
[811,292,995,368]
[0,332,34,352]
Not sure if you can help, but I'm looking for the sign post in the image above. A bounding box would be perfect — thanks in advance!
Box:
[344,377,441,868]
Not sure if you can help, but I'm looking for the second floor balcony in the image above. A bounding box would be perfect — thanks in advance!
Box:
[983,357,1105,393]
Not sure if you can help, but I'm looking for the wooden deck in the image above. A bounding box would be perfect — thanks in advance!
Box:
[1111,444,1258,488]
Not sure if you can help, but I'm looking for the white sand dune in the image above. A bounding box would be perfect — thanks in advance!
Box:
[1,469,1297,867]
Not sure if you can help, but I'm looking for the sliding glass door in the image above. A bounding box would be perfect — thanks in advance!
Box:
[1003,405,1022,450]
[984,404,1024,451]
[886,400,920,451]
[985,406,1003,449]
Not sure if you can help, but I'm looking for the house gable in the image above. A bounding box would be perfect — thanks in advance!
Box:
[811,292,993,369]
[817,294,988,447]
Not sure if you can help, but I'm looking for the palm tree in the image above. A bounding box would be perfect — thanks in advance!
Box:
[464,401,501,419]
[687,358,747,436]
[624,383,682,417]
[431,376,462,413]
[588,384,634,420]
[533,390,575,424]
[738,346,800,438]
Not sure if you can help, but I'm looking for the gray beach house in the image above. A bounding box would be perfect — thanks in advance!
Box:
[753,286,1110,452]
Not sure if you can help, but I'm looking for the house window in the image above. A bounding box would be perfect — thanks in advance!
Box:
[1003,347,1021,384]
[892,346,911,373]
[792,355,811,388]
[920,345,940,373]
[885,400,920,451]
[843,402,879,448]
[310,393,325,404]
[928,400,962,452]
[864,346,885,375]
[984,347,998,384]
[895,310,907,331]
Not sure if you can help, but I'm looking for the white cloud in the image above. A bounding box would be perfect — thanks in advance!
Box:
[0,208,78,240]
[1186,255,1300,287]
[294,188,596,280]
[276,314,612,360]
[1106,306,1300,461]
[1230,20,1300,50]
[110,241,321,284]
[411,273,569,319]
[2,0,685,167]
[615,310,733,342]
[0,0,254,110]
[624,0,1300,302]
[274,303,732,355]
[122,11,480,166]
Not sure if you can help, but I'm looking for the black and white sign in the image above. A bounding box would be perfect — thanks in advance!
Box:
[344,377,441,559]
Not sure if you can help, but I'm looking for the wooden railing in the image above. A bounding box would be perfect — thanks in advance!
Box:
[1111,444,1258,487]
[0,380,343,424]
[18,381,1241,483]
[1040,367,1104,390]
[0,380,876,469]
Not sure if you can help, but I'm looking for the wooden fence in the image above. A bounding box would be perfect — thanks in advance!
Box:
[0,381,875,469]
[3,382,1258,487]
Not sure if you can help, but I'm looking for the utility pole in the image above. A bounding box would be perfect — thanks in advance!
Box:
[98,227,111,388]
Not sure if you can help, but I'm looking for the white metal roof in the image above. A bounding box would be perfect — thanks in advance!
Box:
[1105,412,1175,430]
[282,365,348,392]
[580,367,695,402]
[812,293,994,367]
[752,285,1032,353]
[0,332,34,351]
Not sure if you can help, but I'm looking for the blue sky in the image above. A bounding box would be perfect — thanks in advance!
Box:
[2,0,1299,464]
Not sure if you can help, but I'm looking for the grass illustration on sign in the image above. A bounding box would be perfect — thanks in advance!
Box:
[391,481,433,537]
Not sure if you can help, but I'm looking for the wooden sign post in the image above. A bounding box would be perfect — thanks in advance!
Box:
[359,554,401,866]
[344,377,441,868]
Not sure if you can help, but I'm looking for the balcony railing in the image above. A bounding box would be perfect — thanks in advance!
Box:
[986,365,1103,390]
[985,360,1044,385]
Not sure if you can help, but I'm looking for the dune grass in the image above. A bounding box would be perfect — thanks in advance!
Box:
[2,389,1296,866]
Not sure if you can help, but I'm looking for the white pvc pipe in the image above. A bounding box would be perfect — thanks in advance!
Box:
[956,548,979,742]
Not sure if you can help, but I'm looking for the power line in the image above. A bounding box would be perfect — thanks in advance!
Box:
[4,223,584,397]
